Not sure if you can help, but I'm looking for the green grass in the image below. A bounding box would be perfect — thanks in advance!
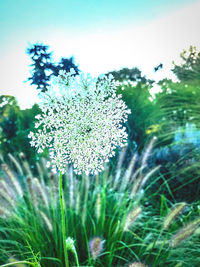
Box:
[0,146,200,267]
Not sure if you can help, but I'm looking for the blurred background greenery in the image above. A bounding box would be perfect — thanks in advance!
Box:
[1,44,200,203]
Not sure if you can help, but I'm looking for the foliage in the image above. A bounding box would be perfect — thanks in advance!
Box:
[106,67,153,85]
[0,95,41,165]
[156,79,200,127]
[148,142,200,205]
[172,45,200,84]
[150,45,200,202]
[116,81,163,152]
[0,95,19,143]
[104,48,200,153]
[150,47,200,151]
[104,67,166,151]
[27,43,79,92]
[0,146,200,267]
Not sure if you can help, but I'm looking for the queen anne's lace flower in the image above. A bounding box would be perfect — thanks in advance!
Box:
[28,69,131,175]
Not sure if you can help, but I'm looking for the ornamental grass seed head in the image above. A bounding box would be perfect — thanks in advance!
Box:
[163,202,186,230]
[89,237,104,260]
[128,263,148,267]
[28,69,131,175]
[124,206,142,232]
[170,217,200,247]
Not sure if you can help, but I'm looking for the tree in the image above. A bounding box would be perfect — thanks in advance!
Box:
[51,57,79,76]
[157,46,200,129]
[0,95,41,164]
[172,45,200,84]
[27,43,79,92]
[106,67,153,85]
[0,95,19,141]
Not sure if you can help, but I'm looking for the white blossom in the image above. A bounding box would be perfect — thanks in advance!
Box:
[28,69,131,175]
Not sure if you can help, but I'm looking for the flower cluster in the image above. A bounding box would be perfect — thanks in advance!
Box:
[28,69,131,175]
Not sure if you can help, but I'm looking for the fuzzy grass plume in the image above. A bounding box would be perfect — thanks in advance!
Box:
[163,202,186,230]
[170,217,200,247]
[128,263,148,267]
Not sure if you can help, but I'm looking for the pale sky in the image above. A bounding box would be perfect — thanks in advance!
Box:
[0,0,200,108]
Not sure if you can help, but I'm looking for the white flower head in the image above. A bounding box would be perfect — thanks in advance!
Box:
[29,69,131,175]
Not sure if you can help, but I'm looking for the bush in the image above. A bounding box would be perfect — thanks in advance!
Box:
[0,96,41,165]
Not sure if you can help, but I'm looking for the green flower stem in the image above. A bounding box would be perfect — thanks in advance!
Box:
[0,261,36,266]
[74,250,80,267]
[59,172,69,267]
